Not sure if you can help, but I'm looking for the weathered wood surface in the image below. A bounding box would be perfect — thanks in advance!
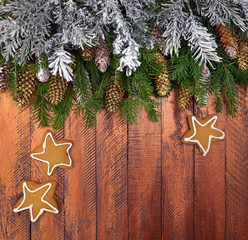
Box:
[0,89,247,240]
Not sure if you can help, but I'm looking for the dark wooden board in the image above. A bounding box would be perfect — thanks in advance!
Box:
[30,125,66,240]
[194,96,226,240]
[64,113,97,240]
[226,86,248,240]
[128,104,162,240]
[0,91,31,240]
[0,88,247,240]
[96,111,128,240]
[161,93,194,240]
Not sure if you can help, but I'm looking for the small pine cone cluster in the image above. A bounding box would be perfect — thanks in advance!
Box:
[95,40,110,73]
[150,27,166,54]
[154,52,170,97]
[15,62,37,107]
[216,25,238,60]
[105,76,123,113]
[80,47,95,61]
[177,88,193,110]
[47,75,68,106]
[237,40,248,71]
[0,61,9,92]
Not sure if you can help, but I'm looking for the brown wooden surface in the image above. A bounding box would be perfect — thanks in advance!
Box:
[0,89,248,240]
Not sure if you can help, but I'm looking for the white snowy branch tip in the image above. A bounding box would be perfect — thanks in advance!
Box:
[48,49,74,82]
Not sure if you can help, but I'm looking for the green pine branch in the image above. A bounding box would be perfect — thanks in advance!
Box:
[119,48,160,124]
[31,81,52,128]
[51,83,74,129]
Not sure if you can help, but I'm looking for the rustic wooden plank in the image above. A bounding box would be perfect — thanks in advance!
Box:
[128,104,162,240]
[161,93,194,240]
[194,96,226,240]
[96,110,128,240]
[0,91,31,240]
[64,113,96,240]
[226,86,248,240]
[30,123,65,240]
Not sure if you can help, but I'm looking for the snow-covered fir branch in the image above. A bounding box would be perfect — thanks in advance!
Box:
[193,0,247,31]
[184,13,221,68]
[158,0,187,56]
[0,0,52,63]
[48,48,73,82]
[53,0,97,49]
[92,0,143,76]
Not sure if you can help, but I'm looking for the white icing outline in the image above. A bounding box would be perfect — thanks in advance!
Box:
[13,181,59,222]
[30,132,72,176]
[184,115,225,156]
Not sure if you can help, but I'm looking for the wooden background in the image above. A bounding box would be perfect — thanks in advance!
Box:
[0,87,247,240]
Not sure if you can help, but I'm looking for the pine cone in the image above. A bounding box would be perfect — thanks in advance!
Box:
[237,40,248,71]
[15,62,37,107]
[70,54,76,70]
[154,52,170,96]
[0,61,9,92]
[105,76,123,113]
[216,25,238,60]
[95,40,110,73]
[151,27,166,55]
[47,74,68,106]
[177,88,193,110]
[80,47,95,61]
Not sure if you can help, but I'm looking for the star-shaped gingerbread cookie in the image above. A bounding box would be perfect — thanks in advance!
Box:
[182,115,225,156]
[30,131,73,176]
[13,180,59,222]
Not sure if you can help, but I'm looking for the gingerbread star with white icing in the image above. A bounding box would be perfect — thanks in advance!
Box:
[13,180,58,222]
[182,115,225,156]
[30,131,73,176]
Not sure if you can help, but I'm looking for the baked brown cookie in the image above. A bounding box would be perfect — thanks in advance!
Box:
[13,180,58,222]
[182,115,225,156]
[30,131,73,176]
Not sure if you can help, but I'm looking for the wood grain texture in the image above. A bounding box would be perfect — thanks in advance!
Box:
[0,91,31,240]
[161,93,194,240]
[30,124,65,240]
[96,110,128,240]
[226,86,248,240]
[194,96,226,240]
[128,104,162,240]
[64,113,96,240]
[0,89,248,240]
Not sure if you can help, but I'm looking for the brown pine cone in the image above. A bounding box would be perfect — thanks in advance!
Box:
[237,40,248,71]
[216,25,238,60]
[95,40,110,73]
[154,52,170,96]
[150,27,166,55]
[47,74,68,106]
[15,62,37,107]
[105,76,123,112]
[177,87,193,110]
[0,61,9,92]
[80,47,95,61]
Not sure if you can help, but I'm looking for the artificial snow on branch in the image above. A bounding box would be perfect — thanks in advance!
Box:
[54,0,97,49]
[0,0,52,64]
[184,13,221,67]
[95,0,142,76]
[48,48,73,82]
[193,0,247,31]
[158,0,187,56]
